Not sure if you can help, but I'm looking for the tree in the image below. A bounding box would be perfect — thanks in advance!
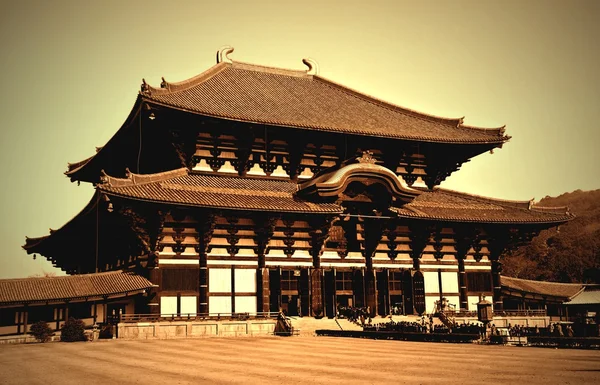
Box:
[29,320,53,343]
[60,317,87,342]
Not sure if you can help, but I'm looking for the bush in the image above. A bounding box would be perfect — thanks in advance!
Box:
[60,317,87,342]
[30,320,53,343]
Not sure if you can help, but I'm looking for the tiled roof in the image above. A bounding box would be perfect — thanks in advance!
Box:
[0,271,153,305]
[99,169,572,224]
[566,288,600,305]
[141,60,509,144]
[391,188,573,224]
[99,169,342,214]
[501,276,583,300]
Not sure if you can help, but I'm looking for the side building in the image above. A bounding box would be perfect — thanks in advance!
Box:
[22,49,572,324]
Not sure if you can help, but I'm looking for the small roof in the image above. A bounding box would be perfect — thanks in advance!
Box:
[566,288,600,305]
[0,271,153,306]
[141,59,509,145]
[392,188,573,224]
[501,276,584,300]
[98,168,342,214]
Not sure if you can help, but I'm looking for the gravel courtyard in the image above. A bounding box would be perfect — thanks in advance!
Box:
[1,337,599,384]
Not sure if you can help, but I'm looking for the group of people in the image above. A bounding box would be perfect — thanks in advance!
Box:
[363,317,480,335]
[336,305,372,326]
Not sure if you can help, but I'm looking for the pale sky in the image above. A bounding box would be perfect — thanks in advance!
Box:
[0,0,598,278]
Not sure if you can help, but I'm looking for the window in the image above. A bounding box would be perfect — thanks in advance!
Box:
[281,270,298,291]
[162,268,198,292]
[335,271,353,292]
[389,272,403,292]
[466,272,492,292]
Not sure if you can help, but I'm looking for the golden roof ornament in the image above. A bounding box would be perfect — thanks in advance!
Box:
[357,150,377,164]
[216,46,234,64]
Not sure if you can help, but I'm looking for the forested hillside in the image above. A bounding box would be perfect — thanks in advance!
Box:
[502,189,600,283]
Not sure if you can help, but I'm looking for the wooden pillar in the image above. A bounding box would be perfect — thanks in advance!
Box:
[195,212,216,315]
[457,257,468,311]
[362,218,385,318]
[254,215,276,315]
[308,216,332,317]
[93,301,98,325]
[490,256,503,312]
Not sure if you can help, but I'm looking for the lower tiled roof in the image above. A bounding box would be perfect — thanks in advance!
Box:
[100,171,342,214]
[501,276,583,300]
[566,288,600,305]
[392,189,573,224]
[0,271,153,305]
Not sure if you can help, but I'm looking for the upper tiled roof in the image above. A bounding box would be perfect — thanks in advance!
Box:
[392,188,573,224]
[501,276,584,300]
[0,271,153,305]
[141,60,509,144]
[99,169,342,214]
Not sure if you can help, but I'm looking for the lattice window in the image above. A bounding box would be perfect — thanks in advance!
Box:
[335,271,353,291]
[281,270,298,291]
[389,271,403,292]
[466,272,492,292]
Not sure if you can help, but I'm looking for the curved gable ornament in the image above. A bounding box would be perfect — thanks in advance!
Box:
[298,152,420,205]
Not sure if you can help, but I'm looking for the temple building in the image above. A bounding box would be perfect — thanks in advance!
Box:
[22,48,573,323]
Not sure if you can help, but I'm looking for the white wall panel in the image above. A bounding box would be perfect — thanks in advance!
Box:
[441,272,459,293]
[234,269,256,293]
[209,296,232,314]
[160,296,177,316]
[235,296,257,314]
[468,296,482,311]
[425,296,438,314]
[180,296,197,316]
[209,268,231,293]
[423,271,439,294]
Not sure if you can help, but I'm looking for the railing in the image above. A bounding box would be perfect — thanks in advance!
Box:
[442,309,547,318]
[493,309,547,317]
[118,312,278,323]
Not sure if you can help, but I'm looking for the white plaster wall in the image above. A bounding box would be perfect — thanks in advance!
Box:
[180,296,197,315]
[423,271,439,294]
[468,295,482,311]
[160,296,178,316]
[441,272,459,293]
[425,296,438,314]
[209,268,231,293]
[444,295,461,310]
[209,296,232,314]
[235,296,257,314]
[234,269,256,293]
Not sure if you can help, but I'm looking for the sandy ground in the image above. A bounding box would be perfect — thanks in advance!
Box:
[0,337,599,385]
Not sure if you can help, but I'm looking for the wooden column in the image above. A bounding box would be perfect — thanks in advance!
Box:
[457,257,468,311]
[254,215,276,314]
[362,218,385,317]
[487,230,510,312]
[454,229,472,311]
[195,212,216,315]
[22,305,28,335]
[308,216,332,317]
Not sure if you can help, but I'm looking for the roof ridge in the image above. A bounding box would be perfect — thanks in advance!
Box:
[0,270,124,283]
[501,275,583,286]
[99,167,188,187]
[230,60,311,78]
[142,62,229,96]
